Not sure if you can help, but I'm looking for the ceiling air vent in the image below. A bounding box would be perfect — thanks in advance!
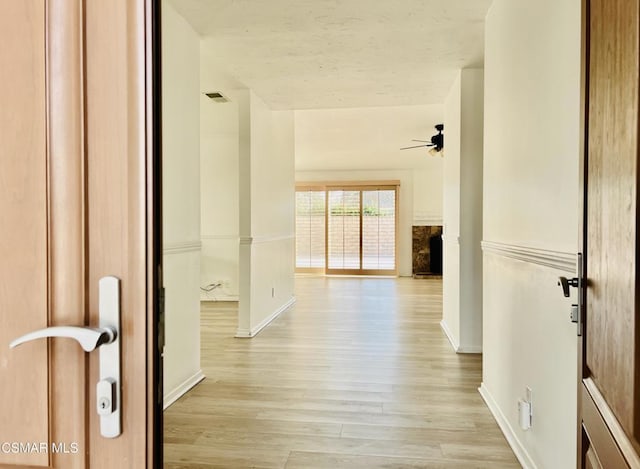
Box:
[204,92,229,103]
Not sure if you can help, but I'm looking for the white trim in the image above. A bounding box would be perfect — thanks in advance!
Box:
[235,296,296,338]
[458,344,482,354]
[442,235,460,245]
[239,234,295,245]
[481,240,576,273]
[163,369,205,410]
[163,241,202,255]
[201,234,238,240]
[412,212,443,226]
[200,294,239,302]
[479,383,537,469]
[440,320,460,351]
[440,320,482,354]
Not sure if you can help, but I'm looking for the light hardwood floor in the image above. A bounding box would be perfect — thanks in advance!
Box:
[164,277,520,468]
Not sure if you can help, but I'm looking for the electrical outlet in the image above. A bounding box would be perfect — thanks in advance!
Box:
[518,399,532,430]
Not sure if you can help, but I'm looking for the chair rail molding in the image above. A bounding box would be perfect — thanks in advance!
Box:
[481,240,577,273]
[201,234,239,241]
[240,233,295,245]
[163,241,202,255]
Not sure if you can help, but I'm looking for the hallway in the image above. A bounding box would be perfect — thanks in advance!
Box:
[164,277,519,468]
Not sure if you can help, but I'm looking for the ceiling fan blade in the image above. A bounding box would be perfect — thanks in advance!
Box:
[412,139,431,143]
[400,144,429,150]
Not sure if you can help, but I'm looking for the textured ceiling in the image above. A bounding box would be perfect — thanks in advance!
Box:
[171,0,493,110]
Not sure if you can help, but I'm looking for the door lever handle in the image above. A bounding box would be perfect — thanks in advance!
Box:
[8,276,122,438]
[558,276,579,297]
[10,326,116,352]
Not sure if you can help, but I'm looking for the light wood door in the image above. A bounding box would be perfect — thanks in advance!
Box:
[0,1,160,467]
[581,0,640,467]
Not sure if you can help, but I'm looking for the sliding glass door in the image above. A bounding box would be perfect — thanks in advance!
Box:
[362,189,396,270]
[295,183,398,276]
[327,190,361,271]
[295,189,326,273]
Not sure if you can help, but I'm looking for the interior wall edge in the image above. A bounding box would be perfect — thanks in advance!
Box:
[163,369,205,410]
[235,296,296,338]
[439,319,460,352]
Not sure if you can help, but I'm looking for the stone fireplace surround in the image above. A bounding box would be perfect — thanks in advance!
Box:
[412,225,443,277]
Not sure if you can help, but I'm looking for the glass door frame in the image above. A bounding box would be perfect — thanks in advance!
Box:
[295,181,400,276]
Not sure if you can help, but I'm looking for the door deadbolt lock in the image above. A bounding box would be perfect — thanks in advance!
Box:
[97,379,116,416]
[571,304,579,323]
[10,276,122,438]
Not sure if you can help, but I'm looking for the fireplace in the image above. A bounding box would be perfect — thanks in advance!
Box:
[412,225,443,277]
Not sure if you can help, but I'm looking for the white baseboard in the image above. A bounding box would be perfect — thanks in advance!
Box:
[163,369,205,410]
[458,343,483,354]
[478,383,537,469]
[440,320,482,354]
[440,319,460,351]
[200,294,239,302]
[235,296,296,338]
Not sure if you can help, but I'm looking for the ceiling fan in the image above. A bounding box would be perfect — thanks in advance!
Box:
[401,124,444,153]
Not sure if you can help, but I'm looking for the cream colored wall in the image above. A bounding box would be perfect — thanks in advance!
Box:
[294,105,444,276]
[481,0,581,467]
[199,89,240,301]
[162,0,203,407]
[198,49,250,303]
[442,69,483,353]
[459,69,484,351]
[237,91,296,337]
[442,72,461,346]
[483,2,580,252]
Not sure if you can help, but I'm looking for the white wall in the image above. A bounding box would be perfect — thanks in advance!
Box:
[162,0,203,407]
[481,1,581,467]
[459,69,484,351]
[442,73,462,345]
[199,50,250,303]
[199,82,240,301]
[238,91,296,337]
[442,69,484,353]
[295,104,444,276]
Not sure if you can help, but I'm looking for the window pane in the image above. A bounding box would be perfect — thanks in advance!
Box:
[362,190,395,270]
[328,190,360,269]
[295,190,325,268]
[309,191,326,267]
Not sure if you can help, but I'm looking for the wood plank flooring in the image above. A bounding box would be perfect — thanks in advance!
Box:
[164,277,520,468]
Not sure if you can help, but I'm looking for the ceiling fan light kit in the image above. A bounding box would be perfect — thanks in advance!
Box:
[401,123,444,155]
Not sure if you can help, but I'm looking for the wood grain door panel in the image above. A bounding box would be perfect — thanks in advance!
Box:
[0,1,49,466]
[0,0,159,467]
[586,0,639,441]
[582,0,640,466]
